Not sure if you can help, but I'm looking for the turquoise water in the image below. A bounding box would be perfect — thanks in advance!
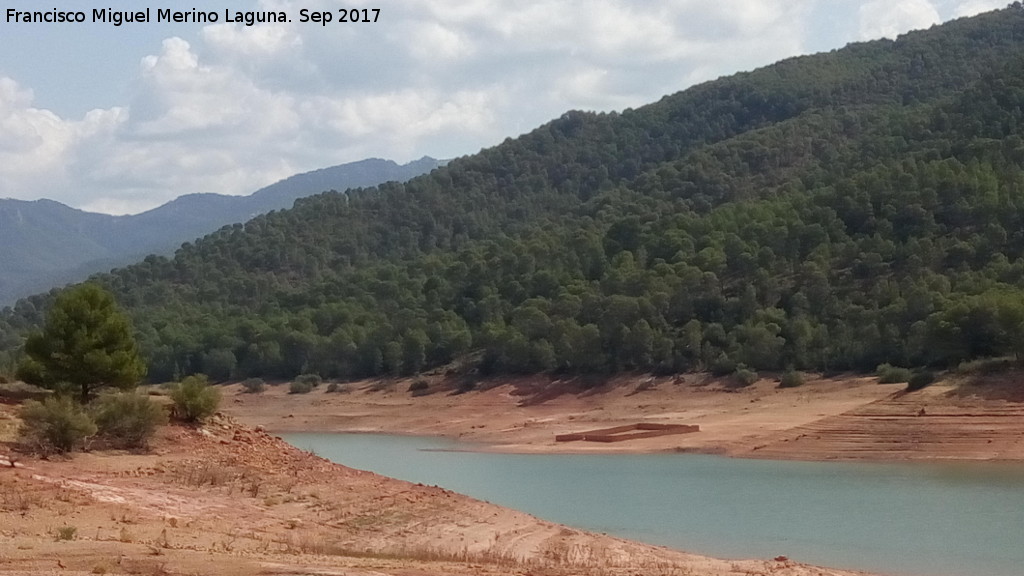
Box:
[283,433,1024,576]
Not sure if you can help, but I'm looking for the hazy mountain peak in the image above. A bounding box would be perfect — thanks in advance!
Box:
[0,157,441,305]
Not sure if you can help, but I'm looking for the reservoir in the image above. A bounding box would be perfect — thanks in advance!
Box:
[283,432,1024,576]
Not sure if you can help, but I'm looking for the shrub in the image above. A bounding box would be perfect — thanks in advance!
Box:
[325,382,349,394]
[456,377,476,393]
[18,396,97,454]
[779,370,804,388]
[733,367,759,387]
[240,378,266,394]
[54,526,77,541]
[409,378,431,397]
[709,354,737,377]
[906,370,936,391]
[876,363,912,384]
[169,375,221,423]
[289,373,321,394]
[956,357,1014,375]
[92,392,167,449]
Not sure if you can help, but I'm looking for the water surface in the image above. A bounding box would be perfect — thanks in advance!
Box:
[284,432,1024,576]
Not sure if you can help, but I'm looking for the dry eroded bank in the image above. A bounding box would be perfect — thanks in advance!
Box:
[0,408,878,576]
[223,374,1024,461]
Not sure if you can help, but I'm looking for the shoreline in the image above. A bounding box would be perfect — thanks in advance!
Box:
[223,373,1024,463]
[0,407,886,576]
[6,374,1020,576]
[281,423,1024,576]
[279,427,1024,465]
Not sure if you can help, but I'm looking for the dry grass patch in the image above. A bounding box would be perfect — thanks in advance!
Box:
[53,525,78,541]
[279,531,523,567]
[0,475,46,511]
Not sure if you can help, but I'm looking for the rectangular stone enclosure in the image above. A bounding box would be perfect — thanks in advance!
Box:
[555,423,699,443]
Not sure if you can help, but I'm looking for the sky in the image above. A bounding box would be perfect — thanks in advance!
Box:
[0,0,1010,215]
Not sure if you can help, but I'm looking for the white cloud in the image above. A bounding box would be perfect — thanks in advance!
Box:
[952,0,1008,17]
[407,22,473,62]
[859,0,941,40]
[5,0,966,215]
[0,77,127,206]
[202,21,300,59]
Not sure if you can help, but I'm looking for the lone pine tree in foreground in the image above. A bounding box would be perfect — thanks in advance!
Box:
[17,283,145,403]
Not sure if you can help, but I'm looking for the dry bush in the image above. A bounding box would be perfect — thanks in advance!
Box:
[779,370,804,388]
[877,363,912,383]
[240,378,266,394]
[169,375,220,422]
[0,477,44,511]
[289,373,322,394]
[92,391,167,449]
[172,461,233,487]
[18,396,96,454]
[326,382,350,393]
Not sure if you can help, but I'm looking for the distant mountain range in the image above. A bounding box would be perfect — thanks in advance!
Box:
[0,157,442,306]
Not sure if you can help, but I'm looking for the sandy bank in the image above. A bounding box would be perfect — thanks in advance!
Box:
[0,406,880,576]
[222,373,1024,461]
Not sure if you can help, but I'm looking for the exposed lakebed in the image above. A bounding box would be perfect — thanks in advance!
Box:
[283,432,1024,576]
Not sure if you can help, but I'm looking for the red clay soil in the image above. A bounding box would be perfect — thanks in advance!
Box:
[223,372,1024,461]
[0,406,882,576]
[743,383,1024,461]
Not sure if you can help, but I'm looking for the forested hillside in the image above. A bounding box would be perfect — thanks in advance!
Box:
[0,157,440,306]
[5,7,1024,382]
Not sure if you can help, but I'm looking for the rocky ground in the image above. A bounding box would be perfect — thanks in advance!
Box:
[0,403,880,576]
[4,371,1020,576]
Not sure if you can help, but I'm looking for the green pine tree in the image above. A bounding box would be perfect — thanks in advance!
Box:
[17,284,146,403]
